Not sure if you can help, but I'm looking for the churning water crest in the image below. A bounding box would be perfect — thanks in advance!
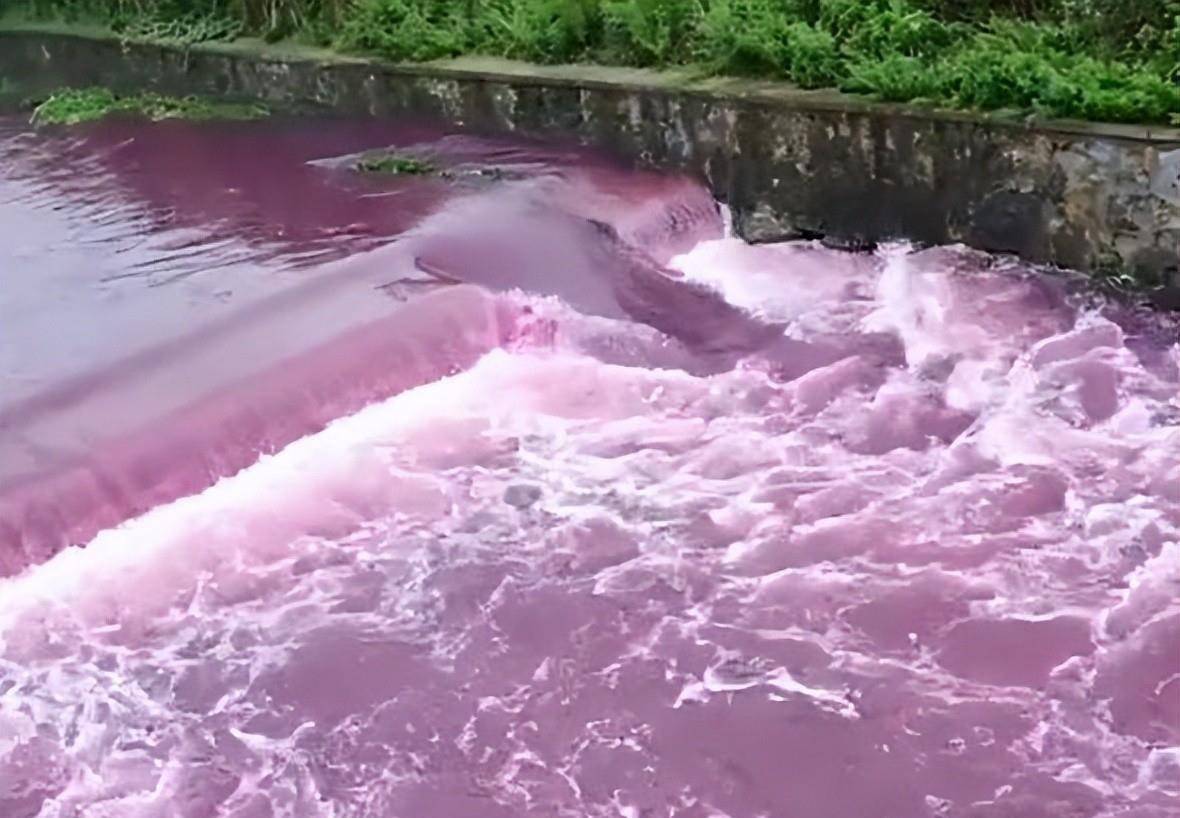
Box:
[0,116,1177,818]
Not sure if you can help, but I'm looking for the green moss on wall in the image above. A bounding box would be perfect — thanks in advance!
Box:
[29,86,268,124]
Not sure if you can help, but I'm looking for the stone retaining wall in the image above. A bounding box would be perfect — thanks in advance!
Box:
[2,25,1179,283]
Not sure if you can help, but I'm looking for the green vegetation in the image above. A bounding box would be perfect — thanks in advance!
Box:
[12,0,1180,123]
[355,151,436,173]
[14,1,344,43]
[30,86,269,124]
[353,152,520,181]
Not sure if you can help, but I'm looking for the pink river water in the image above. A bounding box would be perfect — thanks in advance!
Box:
[0,115,1177,818]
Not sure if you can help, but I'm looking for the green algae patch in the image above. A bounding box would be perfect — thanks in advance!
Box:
[354,152,437,175]
[31,87,268,126]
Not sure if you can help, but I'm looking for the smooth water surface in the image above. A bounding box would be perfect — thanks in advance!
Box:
[0,115,1177,818]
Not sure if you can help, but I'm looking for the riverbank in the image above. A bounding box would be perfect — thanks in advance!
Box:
[10,0,1180,125]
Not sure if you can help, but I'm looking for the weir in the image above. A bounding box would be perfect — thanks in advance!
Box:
[0,24,1177,818]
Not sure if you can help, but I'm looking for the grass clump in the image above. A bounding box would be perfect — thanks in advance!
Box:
[30,87,269,125]
[14,0,1180,124]
[355,151,437,174]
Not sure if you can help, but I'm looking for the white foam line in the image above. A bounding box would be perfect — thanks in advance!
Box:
[0,349,533,631]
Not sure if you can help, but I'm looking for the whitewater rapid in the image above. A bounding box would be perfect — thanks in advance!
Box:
[0,115,1177,818]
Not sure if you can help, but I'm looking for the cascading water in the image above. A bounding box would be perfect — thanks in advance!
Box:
[0,114,1177,818]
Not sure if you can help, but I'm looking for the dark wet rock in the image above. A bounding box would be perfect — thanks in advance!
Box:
[820,233,878,253]
[1147,286,1180,311]
[969,191,1049,258]
[503,483,542,508]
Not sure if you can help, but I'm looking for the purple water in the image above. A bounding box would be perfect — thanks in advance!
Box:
[0,115,1177,818]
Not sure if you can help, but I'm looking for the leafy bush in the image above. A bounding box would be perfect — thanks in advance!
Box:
[782,22,842,87]
[17,0,340,40]
[601,0,700,65]
[941,22,1180,122]
[1060,0,1180,58]
[842,53,942,101]
[696,0,791,75]
[819,0,960,60]
[336,0,466,61]
[476,0,602,63]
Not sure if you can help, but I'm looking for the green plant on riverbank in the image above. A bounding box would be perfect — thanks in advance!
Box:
[16,0,344,41]
[13,0,1180,123]
[30,87,269,124]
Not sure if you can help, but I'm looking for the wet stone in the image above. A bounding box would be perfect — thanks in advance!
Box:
[503,483,543,508]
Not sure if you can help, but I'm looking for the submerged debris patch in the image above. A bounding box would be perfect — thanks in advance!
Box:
[352,150,519,186]
[354,151,437,175]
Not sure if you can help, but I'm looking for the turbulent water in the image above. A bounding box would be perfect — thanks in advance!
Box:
[0,115,1177,818]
